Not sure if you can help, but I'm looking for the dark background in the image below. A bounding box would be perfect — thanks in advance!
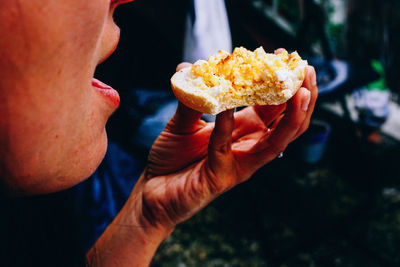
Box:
[94,0,400,265]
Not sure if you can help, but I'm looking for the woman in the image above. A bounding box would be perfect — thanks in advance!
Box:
[0,0,317,265]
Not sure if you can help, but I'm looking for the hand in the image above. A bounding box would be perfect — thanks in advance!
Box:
[135,56,318,232]
[87,50,318,266]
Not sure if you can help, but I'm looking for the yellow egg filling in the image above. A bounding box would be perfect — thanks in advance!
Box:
[190,46,302,99]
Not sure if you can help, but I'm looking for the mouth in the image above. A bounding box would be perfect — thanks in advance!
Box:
[90,0,135,109]
[92,78,120,108]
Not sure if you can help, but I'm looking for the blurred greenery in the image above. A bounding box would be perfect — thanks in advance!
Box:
[278,0,301,26]
[326,23,345,58]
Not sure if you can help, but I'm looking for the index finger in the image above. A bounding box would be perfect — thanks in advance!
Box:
[248,87,310,165]
[292,65,318,140]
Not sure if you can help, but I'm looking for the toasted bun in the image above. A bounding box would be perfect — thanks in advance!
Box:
[171,47,308,114]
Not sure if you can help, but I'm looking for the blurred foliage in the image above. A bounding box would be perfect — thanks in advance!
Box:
[278,0,301,25]
[326,22,345,58]
[367,60,387,91]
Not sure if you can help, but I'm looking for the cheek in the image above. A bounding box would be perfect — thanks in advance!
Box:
[0,1,117,195]
[0,1,109,70]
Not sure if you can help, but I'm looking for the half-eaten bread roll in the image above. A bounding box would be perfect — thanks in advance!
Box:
[171,47,308,114]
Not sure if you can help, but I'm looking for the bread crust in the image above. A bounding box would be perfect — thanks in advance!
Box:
[171,68,221,114]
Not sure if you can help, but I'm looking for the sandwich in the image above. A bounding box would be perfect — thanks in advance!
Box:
[171,46,308,114]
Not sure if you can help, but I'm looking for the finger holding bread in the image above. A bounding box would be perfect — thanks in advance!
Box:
[231,104,285,141]
[253,103,286,128]
[292,65,318,140]
[248,86,310,165]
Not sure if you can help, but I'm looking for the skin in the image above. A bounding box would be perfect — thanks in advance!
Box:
[0,0,318,265]
[0,0,122,195]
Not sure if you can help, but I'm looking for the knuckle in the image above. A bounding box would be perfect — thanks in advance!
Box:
[213,142,232,155]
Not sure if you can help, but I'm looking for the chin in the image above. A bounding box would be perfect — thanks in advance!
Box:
[51,131,110,195]
[71,134,109,189]
[4,131,109,197]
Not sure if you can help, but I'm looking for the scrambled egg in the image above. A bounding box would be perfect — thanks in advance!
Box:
[191,47,302,98]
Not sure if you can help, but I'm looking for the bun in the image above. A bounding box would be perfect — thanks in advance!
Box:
[171,47,308,114]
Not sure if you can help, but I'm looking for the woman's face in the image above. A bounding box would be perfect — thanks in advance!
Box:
[0,0,131,195]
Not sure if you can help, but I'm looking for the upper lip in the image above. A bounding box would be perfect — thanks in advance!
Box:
[96,0,132,65]
[111,0,134,5]
[98,32,120,65]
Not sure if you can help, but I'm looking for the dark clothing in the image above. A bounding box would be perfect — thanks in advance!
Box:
[1,143,144,267]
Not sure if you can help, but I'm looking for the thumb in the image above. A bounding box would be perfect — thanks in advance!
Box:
[207,109,235,181]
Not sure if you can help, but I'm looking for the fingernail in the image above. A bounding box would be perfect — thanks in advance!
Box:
[301,89,311,111]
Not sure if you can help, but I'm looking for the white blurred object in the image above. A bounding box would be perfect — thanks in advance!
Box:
[353,88,390,128]
[183,0,232,63]
[382,187,400,203]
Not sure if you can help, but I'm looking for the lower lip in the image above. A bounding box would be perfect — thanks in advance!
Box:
[92,78,120,108]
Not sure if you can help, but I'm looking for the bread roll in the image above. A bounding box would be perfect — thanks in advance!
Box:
[171,47,308,114]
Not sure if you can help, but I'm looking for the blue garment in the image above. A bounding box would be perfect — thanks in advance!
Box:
[1,142,144,267]
[76,142,145,252]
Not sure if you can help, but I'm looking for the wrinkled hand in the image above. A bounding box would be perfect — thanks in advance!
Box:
[134,54,318,233]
